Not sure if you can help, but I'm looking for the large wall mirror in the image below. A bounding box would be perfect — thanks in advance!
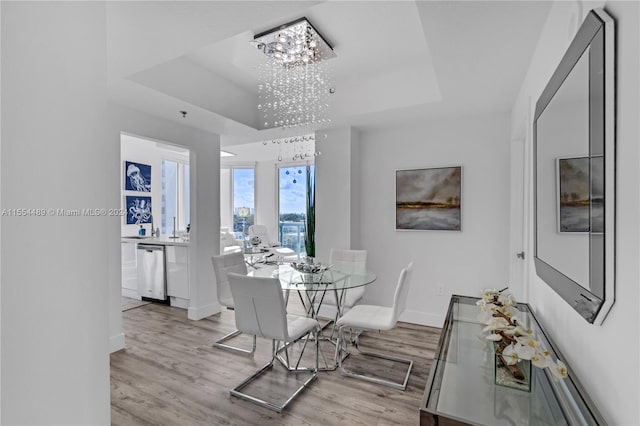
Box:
[534,9,615,324]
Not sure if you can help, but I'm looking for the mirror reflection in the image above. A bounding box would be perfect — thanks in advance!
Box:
[536,46,590,290]
[533,8,614,324]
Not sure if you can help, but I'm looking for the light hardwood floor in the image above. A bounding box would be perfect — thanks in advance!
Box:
[111,300,441,425]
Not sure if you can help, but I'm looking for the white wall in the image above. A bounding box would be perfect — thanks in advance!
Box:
[0,0,4,419]
[511,1,639,424]
[220,168,232,231]
[358,113,511,326]
[1,2,110,424]
[316,127,357,261]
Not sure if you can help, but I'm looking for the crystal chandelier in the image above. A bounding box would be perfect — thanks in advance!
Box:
[263,133,319,162]
[253,17,335,159]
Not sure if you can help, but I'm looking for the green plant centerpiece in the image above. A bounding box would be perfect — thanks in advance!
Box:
[477,289,567,390]
[304,166,315,262]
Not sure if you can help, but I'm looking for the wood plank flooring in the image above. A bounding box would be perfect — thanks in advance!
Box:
[111,300,442,425]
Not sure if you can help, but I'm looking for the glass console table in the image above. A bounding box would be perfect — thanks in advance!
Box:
[420,295,605,426]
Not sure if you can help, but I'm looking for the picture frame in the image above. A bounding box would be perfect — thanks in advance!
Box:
[124,161,152,192]
[125,195,152,225]
[396,166,462,231]
[556,156,589,233]
[556,156,604,233]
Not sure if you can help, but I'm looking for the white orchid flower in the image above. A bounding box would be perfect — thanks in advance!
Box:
[482,289,499,302]
[500,306,519,318]
[482,317,510,332]
[514,343,535,360]
[486,333,502,341]
[531,351,551,368]
[501,344,520,365]
[516,335,539,349]
[498,292,517,307]
[503,325,532,337]
[517,326,534,336]
[483,288,499,296]
[549,360,568,379]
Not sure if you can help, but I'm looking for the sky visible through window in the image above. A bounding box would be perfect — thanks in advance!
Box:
[232,167,313,215]
[279,166,307,214]
[233,168,255,213]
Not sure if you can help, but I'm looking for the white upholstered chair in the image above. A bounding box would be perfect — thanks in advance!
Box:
[335,262,414,390]
[248,224,295,257]
[227,272,319,413]
[220,227,241,254]
[316,249,367,321]
[210,252,256,355]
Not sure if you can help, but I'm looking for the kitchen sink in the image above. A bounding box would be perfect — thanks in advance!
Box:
[123,235,151,239]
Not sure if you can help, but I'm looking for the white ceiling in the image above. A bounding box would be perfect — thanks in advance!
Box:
[106,1,552,161]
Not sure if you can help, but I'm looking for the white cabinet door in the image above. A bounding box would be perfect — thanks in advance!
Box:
[121,242,138,292]
[166,245,189,299]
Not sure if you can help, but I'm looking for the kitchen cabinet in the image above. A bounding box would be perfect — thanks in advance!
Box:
[166,245,189,308]
[121,242,139,299]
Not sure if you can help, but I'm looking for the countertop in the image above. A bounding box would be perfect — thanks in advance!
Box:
[121,235,190,247]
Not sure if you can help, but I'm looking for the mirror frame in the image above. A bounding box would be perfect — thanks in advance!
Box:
[533,8,615,325]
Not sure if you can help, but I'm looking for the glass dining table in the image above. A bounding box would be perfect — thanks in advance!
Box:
[250,262,377,370]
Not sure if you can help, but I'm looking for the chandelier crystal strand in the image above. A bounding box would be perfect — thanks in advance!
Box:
[257,54,332,131]
[254,18,334,161]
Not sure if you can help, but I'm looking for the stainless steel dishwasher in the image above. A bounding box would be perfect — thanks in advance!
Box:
[136,244,168,303]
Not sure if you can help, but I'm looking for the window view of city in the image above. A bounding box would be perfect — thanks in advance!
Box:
[279,165,314,255]
[233,168,255,239]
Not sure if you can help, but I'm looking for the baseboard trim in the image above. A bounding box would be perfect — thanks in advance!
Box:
[110,333,125,353]
[121,288,141,300]
[188,303,221,321]
[399,310,444,328]
[170,296,189,309]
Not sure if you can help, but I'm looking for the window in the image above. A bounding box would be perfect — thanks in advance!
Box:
[232,168,255,239]
[278,164,314,255]
[162,160,190,234]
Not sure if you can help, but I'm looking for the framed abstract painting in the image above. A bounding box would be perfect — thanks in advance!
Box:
[396,166,462,231]
[556,156,603,233]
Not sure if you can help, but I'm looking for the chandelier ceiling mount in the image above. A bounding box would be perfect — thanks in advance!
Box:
[253,17,336,67]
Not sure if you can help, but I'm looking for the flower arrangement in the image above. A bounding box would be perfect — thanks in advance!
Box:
[250,235,262,246]
[477,288,567,381]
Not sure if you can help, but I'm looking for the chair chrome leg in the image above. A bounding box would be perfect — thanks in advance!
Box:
[230,337,318,413]
[337,325,413,390]
[213,330,256,355]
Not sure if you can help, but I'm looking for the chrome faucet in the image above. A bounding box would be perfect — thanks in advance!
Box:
[149,214,155,237]
[136,211,155,237]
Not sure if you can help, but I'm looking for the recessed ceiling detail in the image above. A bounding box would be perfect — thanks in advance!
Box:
[108,1,551,146]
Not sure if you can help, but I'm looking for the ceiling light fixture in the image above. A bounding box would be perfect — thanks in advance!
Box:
[253,17,335,160]
[262,133,320,162]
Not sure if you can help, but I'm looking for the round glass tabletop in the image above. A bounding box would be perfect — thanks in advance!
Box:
[250,263,376,291]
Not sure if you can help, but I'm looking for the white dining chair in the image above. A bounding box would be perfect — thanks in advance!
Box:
[211,252,256,355]
[335,262,414,390]
[248,224,295,258]
[316,249,367,322]
[227,272,320,413]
